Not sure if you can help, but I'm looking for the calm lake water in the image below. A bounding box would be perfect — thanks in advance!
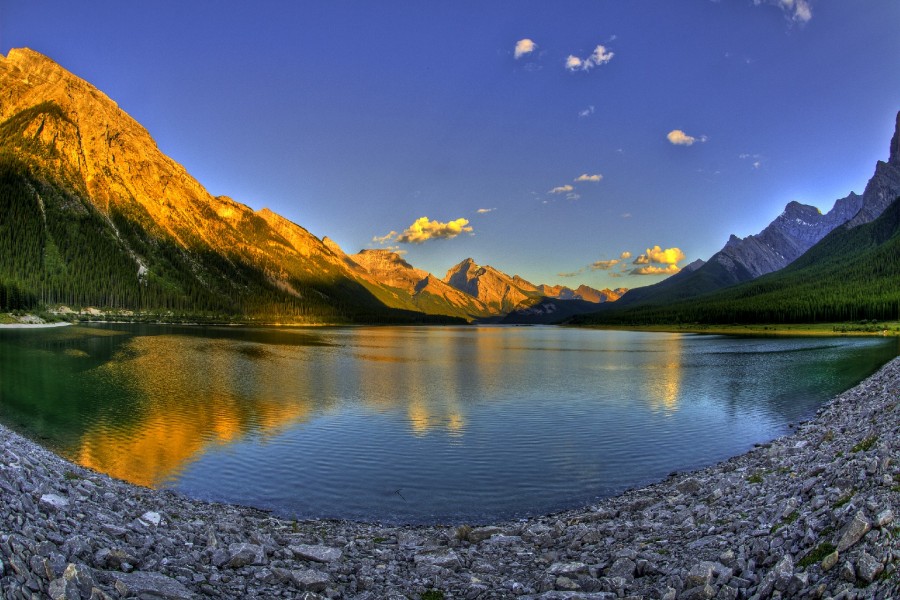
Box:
[0,324,896,523]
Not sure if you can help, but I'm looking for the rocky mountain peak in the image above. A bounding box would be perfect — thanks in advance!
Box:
[890,111,900,166]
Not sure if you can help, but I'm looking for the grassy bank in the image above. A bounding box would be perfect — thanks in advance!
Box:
[575,320,900,337]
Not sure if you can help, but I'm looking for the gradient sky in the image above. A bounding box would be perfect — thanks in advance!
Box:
[2,1,899,289]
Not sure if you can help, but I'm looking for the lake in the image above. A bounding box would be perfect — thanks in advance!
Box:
[0,324,896,524]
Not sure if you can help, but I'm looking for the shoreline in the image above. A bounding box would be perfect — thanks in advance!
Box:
[1,361,898,598]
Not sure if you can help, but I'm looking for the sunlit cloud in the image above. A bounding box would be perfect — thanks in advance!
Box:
[630,264,681,276]
[377,217,473,245]
[549,184,574,194]
[620,251,632,259]
[372,231,398,244]
[591,259,620,271]
[667,130,708,146]
[574,173,603,183]
[754,0,813,23]
[566,45,614,72]
[514,38,536,59]
[629,245,686,276]
[578,105,595,118]
[476,208,496,214]
[636,245,686,265]
[557,269,585,278]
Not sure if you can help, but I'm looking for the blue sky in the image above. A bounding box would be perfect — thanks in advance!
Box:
[2,1,899,289]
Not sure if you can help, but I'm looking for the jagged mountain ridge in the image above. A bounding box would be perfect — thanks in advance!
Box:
[612,111,900,309]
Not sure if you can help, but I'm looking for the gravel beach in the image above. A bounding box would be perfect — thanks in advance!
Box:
[1,358,898,599]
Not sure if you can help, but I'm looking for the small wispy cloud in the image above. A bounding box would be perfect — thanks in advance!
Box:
[754,0,813,23]
[476,208,496,214]
[566,192,581,201]
[549,184,574,194]
[566,45,614,72]
[591,259,620,271]
[557,269,585,278]
[574,173,602,183]
[620,251,632,259]
[578,105,595,118]
[376,217,473,245]
[667,129,708,146]
[514,38,536,59]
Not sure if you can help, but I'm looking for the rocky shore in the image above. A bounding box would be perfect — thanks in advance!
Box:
[2,360,898,600]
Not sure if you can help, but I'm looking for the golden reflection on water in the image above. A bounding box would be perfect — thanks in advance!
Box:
[76,336,315,487]
[640,333,683,412]
[352,328,467,437]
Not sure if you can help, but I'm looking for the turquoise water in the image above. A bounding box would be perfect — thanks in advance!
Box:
[0,324,896,523]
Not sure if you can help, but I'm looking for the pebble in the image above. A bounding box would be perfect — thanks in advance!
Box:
[2,357,899,599]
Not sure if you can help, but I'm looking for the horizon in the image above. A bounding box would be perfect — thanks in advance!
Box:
[2,1,899,289]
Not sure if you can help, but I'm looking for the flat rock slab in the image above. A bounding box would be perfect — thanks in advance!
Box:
[112,570,195,599]
[289,544,343,563]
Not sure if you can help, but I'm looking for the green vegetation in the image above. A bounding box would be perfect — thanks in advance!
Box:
[574,196,900,327]
[455,525,473,542]
[747,472,764,484]
[0,105,464,325]
[421,591,445,600]
[797,542,836,568]
[851,435,878,453]
[771,510,800,534]
[833,489,856,509]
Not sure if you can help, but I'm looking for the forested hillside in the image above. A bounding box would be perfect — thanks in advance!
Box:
[573,197,900,326]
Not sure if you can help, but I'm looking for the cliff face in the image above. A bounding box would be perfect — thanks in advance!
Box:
[443,258,540,314]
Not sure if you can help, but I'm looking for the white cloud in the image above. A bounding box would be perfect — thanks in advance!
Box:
[566,192,581,201]
[753,161,762,169]
[621,212,632,218]
[377,217,473,245]
[667,129,708,146]
[549,184,574,194]
[578,105,595,118]
[372,231,398,244]
[514,38,536,59]
[574,173,602,183]
[566,45,614,72]
[755,0,813,23]
[476,208,496,214]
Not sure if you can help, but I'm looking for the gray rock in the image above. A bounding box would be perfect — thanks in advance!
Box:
[467,526,503,543]
[606,557,635,580]
[855,551,883,583]
[836,511,871,552]
[112,570,195,599]
[139,511,162,526]
[289,568,330,592]
[40,493,69,511]
[225,542,267,568]
[289,544,343,563]
[875,508,894,528]
[821,550,839,571]
[685,561,717,588]
[549,562,588,576]
[413,549,460,569]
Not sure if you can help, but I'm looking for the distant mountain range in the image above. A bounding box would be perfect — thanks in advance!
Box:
[0,48,621,324]
[578,110,900,324]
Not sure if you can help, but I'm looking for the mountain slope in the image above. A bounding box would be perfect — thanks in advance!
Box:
[574,195,900,325]
[612,111,900,309]
[349,249,492,320]
[0,47,460,323]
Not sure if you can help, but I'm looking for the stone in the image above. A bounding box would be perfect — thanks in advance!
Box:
[606,557,635,580]
[875,509,894,528]
[548,562,588,576]
[467,526,503,543]
[855,551,883,583]
[289,544,343,563]
[413,549,460,569]
[685,561,717,588]
[289,568,330,592]
[40,494,69,511]
[836,511,871,552]
[771,554,794,592]
[112,570,195,599]
[139,511,162,526]
[821,550,839,571]
[225,542,267,568]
